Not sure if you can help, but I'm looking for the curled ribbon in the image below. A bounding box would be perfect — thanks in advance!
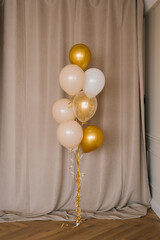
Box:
[67,146,85,227]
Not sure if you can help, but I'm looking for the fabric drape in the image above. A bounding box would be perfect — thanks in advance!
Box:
[0,0,150,222]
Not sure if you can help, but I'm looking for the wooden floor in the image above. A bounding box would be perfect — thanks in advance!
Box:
[0,209,160,240]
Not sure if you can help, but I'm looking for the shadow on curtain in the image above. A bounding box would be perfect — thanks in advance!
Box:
[0,0,150,222]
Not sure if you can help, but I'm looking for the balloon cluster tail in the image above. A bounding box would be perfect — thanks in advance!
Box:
[74,146,83,227]
[68,150,76,176]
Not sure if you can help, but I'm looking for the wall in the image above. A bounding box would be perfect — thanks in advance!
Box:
[144,0,160,13]
[145,2,160,218]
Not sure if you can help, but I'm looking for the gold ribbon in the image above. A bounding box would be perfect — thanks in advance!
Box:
[68,146,85,227]
[74,146,82,226]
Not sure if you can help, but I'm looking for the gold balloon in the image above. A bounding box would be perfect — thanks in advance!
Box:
[73,91,97,123]
[69,44,91,70]
[81,126,104,153]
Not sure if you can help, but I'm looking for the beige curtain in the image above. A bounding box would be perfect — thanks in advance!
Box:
[0,0,151,222]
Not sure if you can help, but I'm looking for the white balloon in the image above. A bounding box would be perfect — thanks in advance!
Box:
[83,68,105,98]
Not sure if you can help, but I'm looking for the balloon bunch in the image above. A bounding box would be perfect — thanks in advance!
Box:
[52,44,105,226]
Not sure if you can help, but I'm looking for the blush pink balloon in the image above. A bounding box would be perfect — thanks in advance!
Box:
[57,120,83,149]
[59,64,85,96]
[52,98,75,123]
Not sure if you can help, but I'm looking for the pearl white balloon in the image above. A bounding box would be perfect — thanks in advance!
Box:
[83,68,105,98]
[57,120,83,149]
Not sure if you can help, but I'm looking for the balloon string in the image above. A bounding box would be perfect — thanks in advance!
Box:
[75,146,83,226]
[81,121,88,126]
[68,149,76,176]
[62,147,85,229]
[67,130,85,227]
[68,148,85,177]
[68,96,75,107]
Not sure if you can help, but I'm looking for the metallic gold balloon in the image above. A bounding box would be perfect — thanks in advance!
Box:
[81,126,104,153]
[73,91,97,123]
[69,44,91,70]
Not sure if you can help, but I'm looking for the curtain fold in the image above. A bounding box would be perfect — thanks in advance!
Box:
[0,0,150,222]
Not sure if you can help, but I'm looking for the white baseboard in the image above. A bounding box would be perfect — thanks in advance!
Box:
[151,199,160,218]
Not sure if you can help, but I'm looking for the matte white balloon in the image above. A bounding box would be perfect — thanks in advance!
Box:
[83,68,105,98]
[57,120,83,149]
[52,98,75,123]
